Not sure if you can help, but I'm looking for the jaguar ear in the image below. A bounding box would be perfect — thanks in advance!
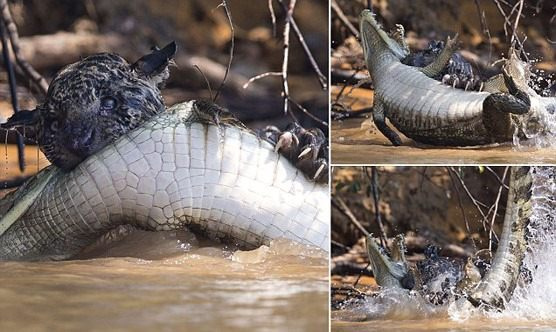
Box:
[1,109,39,130]
[132,41,177,88]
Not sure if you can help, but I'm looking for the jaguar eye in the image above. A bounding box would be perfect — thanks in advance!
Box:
[100,97,116,110]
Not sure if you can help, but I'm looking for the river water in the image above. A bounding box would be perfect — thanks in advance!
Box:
[332,118,556,164]
[0,232,329,332]
[332,167,556,331]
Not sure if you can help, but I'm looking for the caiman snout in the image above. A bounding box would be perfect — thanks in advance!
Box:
[366,235,414,290]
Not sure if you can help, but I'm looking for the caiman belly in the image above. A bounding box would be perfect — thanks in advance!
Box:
[376,63,512,146]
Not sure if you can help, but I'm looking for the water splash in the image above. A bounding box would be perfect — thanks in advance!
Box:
[489,167,556,320]
[508,51,556,148]
[448,167,556,321]
[334,288,448,321]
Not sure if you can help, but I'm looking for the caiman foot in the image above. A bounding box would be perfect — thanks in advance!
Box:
[375,121,402,146]
[260,123,328,183]
[420,33,459,78]
[191,100,247,129]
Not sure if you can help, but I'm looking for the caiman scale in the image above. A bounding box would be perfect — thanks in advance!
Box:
[359,10,556,146]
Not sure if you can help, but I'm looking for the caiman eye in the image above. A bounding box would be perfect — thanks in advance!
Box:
[100,97,117,111]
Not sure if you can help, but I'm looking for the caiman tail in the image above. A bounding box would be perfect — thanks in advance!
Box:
[467,166,533,309]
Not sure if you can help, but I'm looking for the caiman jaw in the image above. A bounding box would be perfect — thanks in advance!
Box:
[366,235,412,289]
[359,10,408,63]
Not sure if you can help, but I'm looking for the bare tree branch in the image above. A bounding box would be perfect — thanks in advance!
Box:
[488,166,509,252]
[332,196,370,237]
[331,0,359,38]
[0,0,48,97]
[213,0,234,102]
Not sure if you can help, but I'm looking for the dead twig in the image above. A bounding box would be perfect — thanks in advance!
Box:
[365,167,388,248]
[288,98,327,127]
[0,5,24,172]
[447,167,491,233]
[486,166,510,190]
[245,0,327,127]
[213,0,234,102]
[242,72,282,89]
[193,64,214,101]
[353,262,371,287]
[488,166,509,253]
[331,0,359,39]
[447,169,477,251]
[473,0,493,63]
[334,69,360,103]
[275,0,327,89]
[332,196,369,237]
[492,0,528,61]
[331,239,350,251]
[267,0,277,37]
[280,0,294,118]
[0,0,48,96]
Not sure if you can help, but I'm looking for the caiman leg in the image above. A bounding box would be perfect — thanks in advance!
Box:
[483,69,531,140]
[420,34,459,78]
[373,100,402,146]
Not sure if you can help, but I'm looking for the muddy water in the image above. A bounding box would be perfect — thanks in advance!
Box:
[0,231,329,332]
[332,117,556,164]
[332,296,556,331]
[332,318,556,331]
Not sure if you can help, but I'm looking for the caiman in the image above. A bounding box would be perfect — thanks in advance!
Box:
[359,10,556,146]
[0,44,329,260]
[366,166,534,310]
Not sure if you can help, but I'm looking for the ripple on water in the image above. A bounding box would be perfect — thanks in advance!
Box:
[0,231,328,332]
